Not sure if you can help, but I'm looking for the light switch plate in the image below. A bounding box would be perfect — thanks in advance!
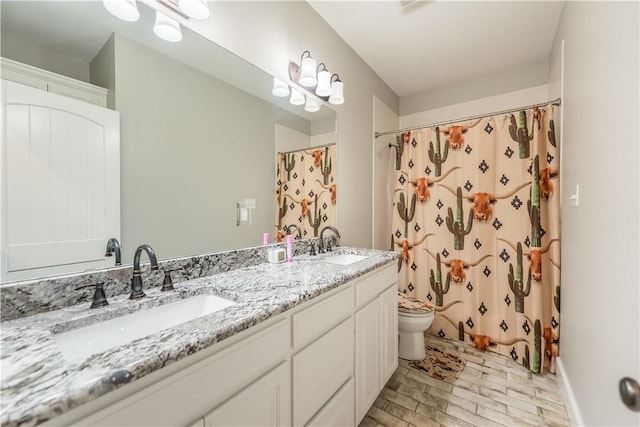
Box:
[236,202,252,226]
[568,184,580,207]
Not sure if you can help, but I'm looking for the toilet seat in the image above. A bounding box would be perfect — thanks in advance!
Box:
[400,310,434,318]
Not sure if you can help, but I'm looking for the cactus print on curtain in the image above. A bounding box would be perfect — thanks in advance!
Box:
[391,104,560,374]
[275,144,337,242]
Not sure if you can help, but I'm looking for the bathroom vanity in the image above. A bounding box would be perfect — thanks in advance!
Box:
[0,247,399,427]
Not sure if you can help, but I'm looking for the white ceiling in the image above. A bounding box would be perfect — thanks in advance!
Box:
[308,1,565,97]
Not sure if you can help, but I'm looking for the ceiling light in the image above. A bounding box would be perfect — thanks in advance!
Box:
[272,77,290,97]
[315,63,332,97]
[178,0,210,19]
[304,97,320,113]
[103,0,140,22]
[298,51,317,88]
[289,88,305,106]
[153,11,182,42]
[328,74,344,105]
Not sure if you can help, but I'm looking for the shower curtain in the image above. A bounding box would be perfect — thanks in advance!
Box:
[275,144,337,241]
[390,104,560,374]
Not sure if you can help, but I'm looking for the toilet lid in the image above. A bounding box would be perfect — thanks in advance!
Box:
[398,293,434,314]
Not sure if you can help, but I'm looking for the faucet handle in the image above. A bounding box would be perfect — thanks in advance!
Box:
[160,270,176,292]
[331,235,339,249]
[75,282,109,309]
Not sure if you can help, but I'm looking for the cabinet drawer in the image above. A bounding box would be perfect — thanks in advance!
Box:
[292,286,354,349]
[306,377,355,427]
[355,264,397,309]
[84,318,290,426]
[293,317,354,426]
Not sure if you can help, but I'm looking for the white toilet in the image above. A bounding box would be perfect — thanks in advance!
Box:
[398,293,435,360]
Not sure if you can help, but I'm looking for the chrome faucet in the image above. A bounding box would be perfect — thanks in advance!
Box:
[284,224,302,240]
[319,226,341,253]
[129,244,159,299]
[105,238,122,266]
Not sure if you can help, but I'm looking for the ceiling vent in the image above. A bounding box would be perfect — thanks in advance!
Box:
[397,0,429,14]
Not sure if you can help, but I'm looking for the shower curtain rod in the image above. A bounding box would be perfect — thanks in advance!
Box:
[278,142,335,156]
[374,97,561,139]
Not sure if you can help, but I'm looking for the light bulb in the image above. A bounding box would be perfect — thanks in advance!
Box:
[289,88,305,106]
[272,78,290,97]
[329,78,344,105]
[305,97,320,112]
[315,69,332,97]
[299,55,317,87]
[103,0,139,22]
[153,11,182,42]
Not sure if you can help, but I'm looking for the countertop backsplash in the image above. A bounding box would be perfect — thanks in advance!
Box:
[0,238,327,321]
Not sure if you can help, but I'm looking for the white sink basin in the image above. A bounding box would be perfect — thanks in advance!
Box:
[323,254,369,265]
[51,294,236,362]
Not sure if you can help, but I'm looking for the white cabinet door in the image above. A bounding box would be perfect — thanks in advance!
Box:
[203,362,291,427]
[293,317,354,426]
[355,298,380,425]
[379,284,398,386]
[1,79,120,281]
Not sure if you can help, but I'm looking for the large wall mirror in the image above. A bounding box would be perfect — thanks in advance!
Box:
[0,0,337,281]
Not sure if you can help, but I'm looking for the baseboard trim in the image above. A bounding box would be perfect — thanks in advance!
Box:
[556,357,584,426]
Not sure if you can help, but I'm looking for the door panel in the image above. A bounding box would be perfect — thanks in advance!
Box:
[1,80,120,281]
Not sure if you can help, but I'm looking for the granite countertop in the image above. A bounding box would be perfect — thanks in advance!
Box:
[1,247,399,427]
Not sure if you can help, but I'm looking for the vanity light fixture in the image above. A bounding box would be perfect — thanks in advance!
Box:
[289,88,305,106]
[288,51,345,106]
[304,96,320,113]
[103,0,140,21]
[328,74,344,105]
[272,77,290,97]
[153,11,183,42]
[177,0,209,19]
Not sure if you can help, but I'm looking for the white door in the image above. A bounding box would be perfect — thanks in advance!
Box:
[1,80,120,282]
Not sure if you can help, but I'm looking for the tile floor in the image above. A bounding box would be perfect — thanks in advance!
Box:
[360,334,570,427]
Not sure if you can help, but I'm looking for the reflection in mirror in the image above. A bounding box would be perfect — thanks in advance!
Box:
[275,131,337,242]
[0,0,336,283]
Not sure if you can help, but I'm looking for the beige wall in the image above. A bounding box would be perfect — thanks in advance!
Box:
[1,34,90,82]
[89,35,116,108]
[399,84,551,130]
[275,124,311,153]
[169,0,399,249]
[550,2,640,426]
[400,58,550,116]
